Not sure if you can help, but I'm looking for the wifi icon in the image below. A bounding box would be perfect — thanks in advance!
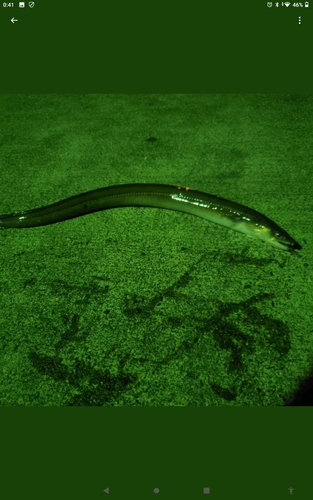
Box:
[285,1,291,5]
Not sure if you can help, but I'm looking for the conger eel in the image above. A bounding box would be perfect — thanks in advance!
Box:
[0,184,301,251]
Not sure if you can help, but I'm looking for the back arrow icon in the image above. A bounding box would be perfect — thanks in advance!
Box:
[11,17,18,23]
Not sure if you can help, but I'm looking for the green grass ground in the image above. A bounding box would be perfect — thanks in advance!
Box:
[0,94,311,405]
